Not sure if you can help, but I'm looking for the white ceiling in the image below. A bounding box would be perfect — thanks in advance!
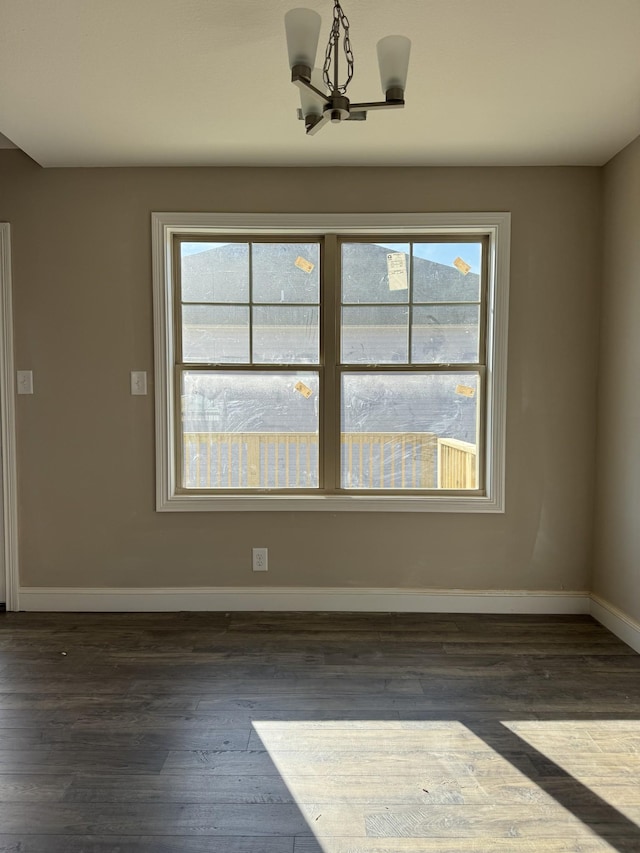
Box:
[1,0,639,168]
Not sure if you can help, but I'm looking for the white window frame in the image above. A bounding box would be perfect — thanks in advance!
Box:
[152,212,510,512]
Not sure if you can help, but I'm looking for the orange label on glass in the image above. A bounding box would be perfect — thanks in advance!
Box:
[294,381,313,398]
[295,256,315,274]
[456,384,476,397]
[453,257,471,275]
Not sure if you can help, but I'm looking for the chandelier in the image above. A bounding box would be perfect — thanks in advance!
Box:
[285,1,411,135]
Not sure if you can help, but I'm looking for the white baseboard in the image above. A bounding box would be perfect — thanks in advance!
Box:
[17,586,591,614]
[590,594,640,654]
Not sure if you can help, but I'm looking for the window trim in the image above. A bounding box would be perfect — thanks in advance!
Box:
[152,212,510,512]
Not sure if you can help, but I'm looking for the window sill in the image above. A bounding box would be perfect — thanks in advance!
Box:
[157,492,505,513]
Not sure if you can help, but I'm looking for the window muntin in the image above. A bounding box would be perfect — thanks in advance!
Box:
[153,212,510,512]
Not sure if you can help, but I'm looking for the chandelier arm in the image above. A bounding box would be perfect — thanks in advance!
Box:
[292,76,329,102]
[349,99,405,111]
[304,111,332,135]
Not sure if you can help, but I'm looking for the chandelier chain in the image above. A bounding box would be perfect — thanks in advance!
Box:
[322,0,354,94]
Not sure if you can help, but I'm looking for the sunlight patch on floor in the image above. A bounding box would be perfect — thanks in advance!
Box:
[502,719,640,821]
[251,719,630,850]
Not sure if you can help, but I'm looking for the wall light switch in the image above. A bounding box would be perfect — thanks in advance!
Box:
[17,370,33,395]
[130,371,147,395]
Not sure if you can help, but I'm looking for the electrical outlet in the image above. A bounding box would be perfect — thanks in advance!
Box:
[252,547,268,572]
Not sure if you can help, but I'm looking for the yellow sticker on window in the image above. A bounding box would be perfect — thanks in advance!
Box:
[456,384,476,398]
[295,256,315,274]
[453,257,471,275]
[294,381,313,398]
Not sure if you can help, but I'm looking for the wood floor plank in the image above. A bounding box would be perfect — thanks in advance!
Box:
[128,675,424,697]
[0,839,296,853]
[294,840,632,852]
[0,801,322,836]
[196,691,640,713]
[438,641,638,656]
[65,770,640,807]
[0,774,72,802]
[0,695,200,711]
[245,722,604,753]
[41,728,251,752]
[362,803,640,838]
[161,747,542,777]
[66,709,406,729]
[0,747,168,774]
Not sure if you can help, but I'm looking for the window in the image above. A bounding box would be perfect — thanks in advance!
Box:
[152,214,510,512]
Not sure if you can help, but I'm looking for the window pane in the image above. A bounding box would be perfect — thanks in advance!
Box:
[253,306,319,364]
[181,242,249,303]
[252,243,319,304]
[342,243,410,304]
[182,305,249,363]
[182,371,319,489]
[341,372,478,490]
[341,306,408,364]
[412,243,481,303]
[412,305,480,364]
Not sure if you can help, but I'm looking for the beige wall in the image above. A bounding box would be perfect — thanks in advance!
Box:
[593,136,640,622]
[0,151,601,591]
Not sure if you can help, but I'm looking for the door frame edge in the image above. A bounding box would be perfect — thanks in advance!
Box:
[0,223,19,612]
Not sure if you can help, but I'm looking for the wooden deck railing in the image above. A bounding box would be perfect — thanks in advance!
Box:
[183,432,476,490]
[183,432,318,489]
[437,437,477,489]
[341,432,437,489]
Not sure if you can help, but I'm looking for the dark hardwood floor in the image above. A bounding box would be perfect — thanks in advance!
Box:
[0,610,639,852]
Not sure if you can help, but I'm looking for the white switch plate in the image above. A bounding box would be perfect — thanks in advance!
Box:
[17,370,33,395]
[130,371,147,395]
